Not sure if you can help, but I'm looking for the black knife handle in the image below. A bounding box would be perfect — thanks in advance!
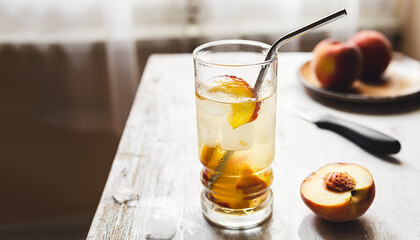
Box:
[315,116,401,154]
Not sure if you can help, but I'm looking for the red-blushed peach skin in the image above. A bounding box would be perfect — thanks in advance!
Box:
[312,41,363,91]
[300,163,375,222]
[349,30,392,79]
[313,39,341,55]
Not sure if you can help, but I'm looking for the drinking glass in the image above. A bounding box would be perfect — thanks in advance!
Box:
[193,40,277,229]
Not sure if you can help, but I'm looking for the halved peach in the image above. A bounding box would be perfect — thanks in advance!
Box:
[300,163,375,222]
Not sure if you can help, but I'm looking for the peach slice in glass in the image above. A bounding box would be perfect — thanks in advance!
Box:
[209,75,260,129]
[235,165,268,196]
[200,144,227,172]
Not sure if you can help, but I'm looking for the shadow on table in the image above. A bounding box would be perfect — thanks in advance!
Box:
[306,90,420,115]
[298,214,371,240]
[368,151,403,165]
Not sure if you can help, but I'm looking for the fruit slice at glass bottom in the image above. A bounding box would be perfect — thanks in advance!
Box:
[201,164,273,209]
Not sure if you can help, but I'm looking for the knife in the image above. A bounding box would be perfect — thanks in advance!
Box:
[285,104,401,154]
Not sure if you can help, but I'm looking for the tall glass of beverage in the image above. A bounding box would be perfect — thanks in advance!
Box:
[193,40,277,229]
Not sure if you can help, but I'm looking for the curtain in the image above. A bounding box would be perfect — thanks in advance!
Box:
[0,0,139,135]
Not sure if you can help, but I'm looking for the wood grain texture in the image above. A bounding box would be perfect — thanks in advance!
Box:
[88,53,420,240]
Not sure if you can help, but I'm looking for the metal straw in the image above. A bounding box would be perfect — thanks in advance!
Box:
[206,9,347,189]
[254,9,347,92]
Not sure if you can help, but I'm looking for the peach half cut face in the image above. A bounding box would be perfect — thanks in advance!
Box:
[300,163,375,222]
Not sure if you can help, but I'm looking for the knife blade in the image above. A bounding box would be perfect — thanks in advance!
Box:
[285,103,401,154]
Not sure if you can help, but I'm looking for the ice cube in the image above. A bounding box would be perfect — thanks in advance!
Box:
[196,97,227,116]
[220,119,255,151]
[145,213,178,240]
[197,113,220,148]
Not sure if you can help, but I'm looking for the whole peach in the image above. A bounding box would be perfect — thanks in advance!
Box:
[312,38,341,54]
[349,30,392,79]
[312,41,363,90]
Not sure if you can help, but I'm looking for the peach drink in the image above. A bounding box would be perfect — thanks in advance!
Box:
[193,40,277,229]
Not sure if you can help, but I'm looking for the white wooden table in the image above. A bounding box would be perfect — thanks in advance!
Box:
[88,53,420,239]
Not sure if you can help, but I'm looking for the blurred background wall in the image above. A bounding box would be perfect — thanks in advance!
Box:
[0,0,417,239]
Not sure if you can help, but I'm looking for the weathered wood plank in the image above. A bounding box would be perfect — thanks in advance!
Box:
[88,53,420,240]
